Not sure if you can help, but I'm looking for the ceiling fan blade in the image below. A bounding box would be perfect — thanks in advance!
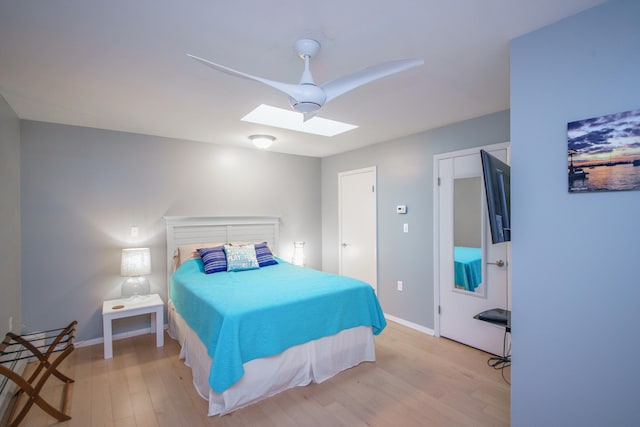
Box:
[187,54,308,101]
[321,58,424,103]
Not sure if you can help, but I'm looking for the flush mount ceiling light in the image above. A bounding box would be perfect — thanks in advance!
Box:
[249,134,275,149]
[242,104,358,137]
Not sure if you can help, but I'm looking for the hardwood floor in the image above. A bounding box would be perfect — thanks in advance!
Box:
[15,321,510,426]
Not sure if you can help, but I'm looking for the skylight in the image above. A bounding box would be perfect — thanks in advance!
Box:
[241,104,358,137]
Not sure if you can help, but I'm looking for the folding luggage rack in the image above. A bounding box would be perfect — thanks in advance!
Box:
[0,321,77,427]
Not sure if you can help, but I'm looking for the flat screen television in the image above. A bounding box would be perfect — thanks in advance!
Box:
[480,149,511,244]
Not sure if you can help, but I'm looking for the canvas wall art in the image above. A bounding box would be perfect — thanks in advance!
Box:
[568,108,640,193]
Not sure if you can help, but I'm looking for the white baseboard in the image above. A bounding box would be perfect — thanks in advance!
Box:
[384,313,434,336]
[75,324,168,348]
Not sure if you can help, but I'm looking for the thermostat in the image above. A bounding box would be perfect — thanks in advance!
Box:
[396,205,407,214]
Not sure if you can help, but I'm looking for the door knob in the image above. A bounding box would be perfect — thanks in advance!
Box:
[487,259,505,267]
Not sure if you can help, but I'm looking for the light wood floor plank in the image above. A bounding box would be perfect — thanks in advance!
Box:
[16,320,510,426]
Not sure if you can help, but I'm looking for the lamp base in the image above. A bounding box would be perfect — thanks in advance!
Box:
[121,277,150,298]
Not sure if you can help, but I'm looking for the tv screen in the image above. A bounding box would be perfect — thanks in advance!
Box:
[480,149,511,243]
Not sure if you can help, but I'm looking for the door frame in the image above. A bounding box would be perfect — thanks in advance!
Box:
[433,142,510,337]
[338,166,378,292]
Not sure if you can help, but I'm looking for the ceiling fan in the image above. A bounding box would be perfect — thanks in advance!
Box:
[188,39,423,119]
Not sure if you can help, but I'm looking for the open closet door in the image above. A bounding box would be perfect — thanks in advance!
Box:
[434,143,511,356]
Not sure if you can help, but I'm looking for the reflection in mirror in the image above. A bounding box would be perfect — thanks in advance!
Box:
[453,177,483,294]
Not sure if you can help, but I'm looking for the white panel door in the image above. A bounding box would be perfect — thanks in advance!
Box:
[435,144,510,356]
[338,167,377,292]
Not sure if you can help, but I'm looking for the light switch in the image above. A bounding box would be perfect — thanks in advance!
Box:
[403,223,409,233]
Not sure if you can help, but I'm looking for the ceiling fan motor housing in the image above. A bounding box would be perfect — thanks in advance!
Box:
[289,83,326,113]
[290,99,321,113]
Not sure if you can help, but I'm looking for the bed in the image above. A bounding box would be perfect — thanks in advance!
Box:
[454,246,482,292]
[164,216,386,415]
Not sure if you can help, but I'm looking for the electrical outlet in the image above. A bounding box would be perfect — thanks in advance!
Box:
[397,281,403,291]
[130,226,139,238]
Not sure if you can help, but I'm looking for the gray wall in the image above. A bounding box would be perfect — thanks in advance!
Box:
[321,111,509,329]
[511,0,640,425]
[0,95,21,334]
[20,121,321,341]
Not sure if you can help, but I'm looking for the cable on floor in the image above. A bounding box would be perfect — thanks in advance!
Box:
[487,328,510,385]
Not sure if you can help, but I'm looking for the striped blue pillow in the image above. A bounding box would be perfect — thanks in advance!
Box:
[197,246,227,274]
[255,242,278,267]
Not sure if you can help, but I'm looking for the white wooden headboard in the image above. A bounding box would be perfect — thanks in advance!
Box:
[164,216,280,294]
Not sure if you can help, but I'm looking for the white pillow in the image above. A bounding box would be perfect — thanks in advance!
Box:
[176,242,222,267]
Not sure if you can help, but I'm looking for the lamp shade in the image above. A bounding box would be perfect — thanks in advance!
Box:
[120,248,151,277]
[292,241,305,267]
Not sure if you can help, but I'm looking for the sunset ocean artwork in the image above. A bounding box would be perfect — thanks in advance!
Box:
[568,108,640,193]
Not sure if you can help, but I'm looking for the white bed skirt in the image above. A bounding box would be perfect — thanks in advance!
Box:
[167,300,376,415]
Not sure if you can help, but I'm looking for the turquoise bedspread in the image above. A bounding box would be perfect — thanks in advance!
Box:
[170,258,386,393]
[454,246,482,291]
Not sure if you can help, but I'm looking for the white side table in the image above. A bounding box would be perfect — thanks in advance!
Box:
[102,293,164,359]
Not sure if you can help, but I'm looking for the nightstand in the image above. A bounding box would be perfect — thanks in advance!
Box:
[102,293,164,359]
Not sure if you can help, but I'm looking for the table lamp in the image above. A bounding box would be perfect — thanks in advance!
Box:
[292,241,305,267]
[120,247,151,298]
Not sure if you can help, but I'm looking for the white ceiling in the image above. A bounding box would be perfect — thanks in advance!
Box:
[0,0,606,157]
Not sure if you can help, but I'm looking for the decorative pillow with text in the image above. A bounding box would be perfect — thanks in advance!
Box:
[224,244,259,272]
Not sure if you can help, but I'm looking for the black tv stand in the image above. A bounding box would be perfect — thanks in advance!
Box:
[474,308,511,333]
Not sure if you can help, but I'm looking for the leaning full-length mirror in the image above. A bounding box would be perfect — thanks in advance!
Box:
[453,176,484,296]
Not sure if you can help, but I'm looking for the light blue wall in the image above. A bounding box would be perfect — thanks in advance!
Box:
[321,111,509,329]
[0,94,21,335]
[511,0,640,425]
[20,121,321,341]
